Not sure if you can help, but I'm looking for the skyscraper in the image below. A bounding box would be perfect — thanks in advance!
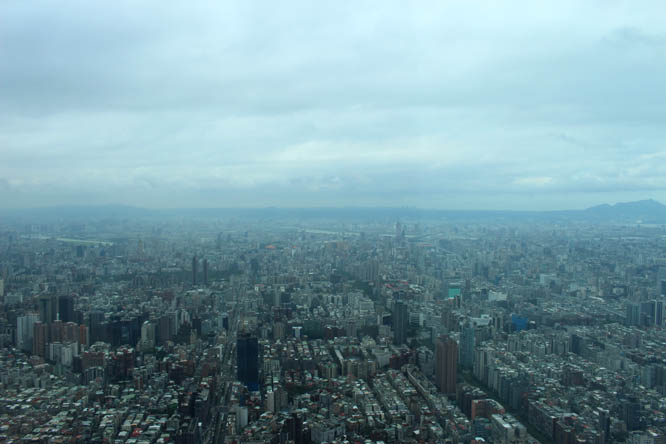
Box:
[192,255,198,286]
[656,300,664,327]
[436,335,458,396]
[58,294,75,323]
[460,324,476,369]
[17,313,39,352]
[640,301,656,326]
[237,333,259,391]
[626,303,640,326]
[393,301,408,345]
[33,321,48,358]
[203,259,208,286]
[88,311,105,344]
[39,295,57,324]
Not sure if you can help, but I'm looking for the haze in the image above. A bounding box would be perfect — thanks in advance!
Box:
[1,1,665,210]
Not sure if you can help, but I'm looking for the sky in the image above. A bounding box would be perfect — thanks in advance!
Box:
[1,1,665,210]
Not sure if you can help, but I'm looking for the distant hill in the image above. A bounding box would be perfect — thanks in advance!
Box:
[582,199,666,223]
[2,200,666,223]
[0,204,154,220]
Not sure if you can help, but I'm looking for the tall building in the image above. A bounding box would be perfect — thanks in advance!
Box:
[436,335,458,396]
[658,268,666,296]
[656,300,665,327]
[598,408,611,444]
[393,301,408,345]
[203,259,209,286]
[140,321,156,350]
[33,321,48,358]
[237,333,259,391]
[39,295,57,324]
[88,311,105,344]
[192,255,198,286]
[17,313,39,352]
[58,295,75,323]
[79,324,89,347]
[51,320,63,343]
[460,324,476,369]
[622,399,642,431]
[626,303,640,326]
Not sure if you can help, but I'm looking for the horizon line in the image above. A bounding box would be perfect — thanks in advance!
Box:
[1,198,663,214]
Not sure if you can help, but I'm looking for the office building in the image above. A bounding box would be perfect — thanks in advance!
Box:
[17,313,39,352]
[39,295,57,324]
[393,301,408,345]
[58,294,75,323]
[192,255,198,286]
[237,333,259,391]
[656,300,664,326]
[33,321,48,358]
[436,335,458,396]
[626,303,640,326]
[88,311,106,344]
[460,324,476,369]
[203,259,208,286]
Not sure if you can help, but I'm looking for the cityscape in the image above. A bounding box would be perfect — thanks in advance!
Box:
[1,204,666,443]
[2,1,665,443]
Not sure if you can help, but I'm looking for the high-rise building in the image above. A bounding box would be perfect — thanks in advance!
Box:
[237,333,259,391]
[140,320,156,350]
[436,335,458,396]
[598,408,611,444]
[622,399,642,431]
[460,324,476,369]
[79,324,89,347]
[88,311,105,344]
[39,295,57,324]
[656,300,665,327]
[640,301,656,326]
[626,303,640,326]
[50,320,63,343]
[203,259,209,286]
[58,295,75,323]
[192,255,198,286]
[393,301,408,345]
[33,321,48,358]
[17,313,39,352]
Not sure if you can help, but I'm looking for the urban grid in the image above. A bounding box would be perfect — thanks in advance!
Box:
[1,208,666,444]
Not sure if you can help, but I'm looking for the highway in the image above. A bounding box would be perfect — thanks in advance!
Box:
[205,305,240,444]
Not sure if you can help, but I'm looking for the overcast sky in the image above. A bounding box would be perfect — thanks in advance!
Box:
[1,1,665,210]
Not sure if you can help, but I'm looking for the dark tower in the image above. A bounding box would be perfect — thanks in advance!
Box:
[88,311,105,344]
[39,295,57,324]
[58,295,75,323]
[192,255,198,286]
[237,333,259,391]
[393,301,408,345]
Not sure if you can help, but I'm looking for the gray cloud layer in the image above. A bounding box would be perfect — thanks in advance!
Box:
[1,1,665,209]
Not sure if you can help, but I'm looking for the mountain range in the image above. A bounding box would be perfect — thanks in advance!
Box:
[2,199,666,223]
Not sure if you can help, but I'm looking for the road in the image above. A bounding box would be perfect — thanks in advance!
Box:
[202,304,240,444]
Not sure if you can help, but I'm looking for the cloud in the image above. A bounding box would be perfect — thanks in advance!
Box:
[514,177,554,187]
[0,0,665,209]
